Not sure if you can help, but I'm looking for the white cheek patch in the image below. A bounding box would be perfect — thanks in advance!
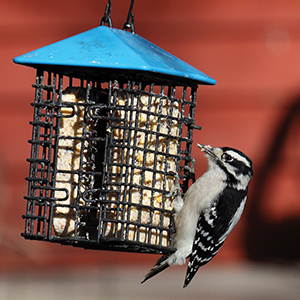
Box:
[226,164,238,174]
[236,173,252,190]
[226,150,251,169]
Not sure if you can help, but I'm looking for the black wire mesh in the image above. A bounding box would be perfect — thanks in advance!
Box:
[22,68,200,254]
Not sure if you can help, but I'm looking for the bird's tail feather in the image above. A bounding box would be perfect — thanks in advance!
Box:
[141,254,171,284]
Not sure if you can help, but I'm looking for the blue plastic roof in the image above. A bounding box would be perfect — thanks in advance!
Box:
[13,26,216,85]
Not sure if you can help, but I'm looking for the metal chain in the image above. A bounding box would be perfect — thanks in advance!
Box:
[100,0,113,28]
[123,0,135,34]
[100,0,135,33]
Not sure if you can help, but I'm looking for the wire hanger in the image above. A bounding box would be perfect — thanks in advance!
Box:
[100,0,113,28]
[100,0,135,34]
[123,0,135,34]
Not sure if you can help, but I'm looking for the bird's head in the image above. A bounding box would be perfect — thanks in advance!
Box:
[197,144,253,190]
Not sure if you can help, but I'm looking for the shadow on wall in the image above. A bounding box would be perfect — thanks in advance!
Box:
[245,94,300,263]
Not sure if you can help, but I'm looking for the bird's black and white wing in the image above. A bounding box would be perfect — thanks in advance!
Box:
[183,187,248,287]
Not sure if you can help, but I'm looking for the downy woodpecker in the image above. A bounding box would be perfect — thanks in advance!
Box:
[142,144,253,288]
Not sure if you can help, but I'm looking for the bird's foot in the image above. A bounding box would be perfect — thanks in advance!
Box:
[166,172,181,198]
[183,157,196,175]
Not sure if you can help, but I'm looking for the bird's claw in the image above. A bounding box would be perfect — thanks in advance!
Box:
[183,157,196,175]
[166,172,181,198]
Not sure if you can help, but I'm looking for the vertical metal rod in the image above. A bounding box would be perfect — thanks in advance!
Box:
[48,72,64,238]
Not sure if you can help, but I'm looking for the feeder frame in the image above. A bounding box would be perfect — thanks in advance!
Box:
[22,67,199,254]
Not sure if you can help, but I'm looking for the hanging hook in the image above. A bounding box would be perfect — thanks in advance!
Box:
[100,0,113,28]
[123,0,135,34]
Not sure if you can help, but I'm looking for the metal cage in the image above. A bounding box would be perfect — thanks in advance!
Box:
[22,67,200,254]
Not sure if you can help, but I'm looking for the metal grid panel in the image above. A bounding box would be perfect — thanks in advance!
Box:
[22,68,199,254]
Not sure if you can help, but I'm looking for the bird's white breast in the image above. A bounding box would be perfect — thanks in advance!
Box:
[174,165,227,252]
[184,164,227,213]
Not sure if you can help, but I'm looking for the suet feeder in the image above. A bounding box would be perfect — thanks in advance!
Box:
[14,1,216,254]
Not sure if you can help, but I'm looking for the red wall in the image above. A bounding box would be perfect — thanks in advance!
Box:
[1,0,300,272]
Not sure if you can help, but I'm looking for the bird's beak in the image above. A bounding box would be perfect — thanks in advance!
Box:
[197,144,217,158]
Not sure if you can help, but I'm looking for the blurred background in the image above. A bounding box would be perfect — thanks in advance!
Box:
[1,0,300,299]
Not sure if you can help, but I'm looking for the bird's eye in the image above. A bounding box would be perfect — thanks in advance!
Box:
[222,153,233,162]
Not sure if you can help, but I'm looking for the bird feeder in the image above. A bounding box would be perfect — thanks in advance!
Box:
[14,1,216,255]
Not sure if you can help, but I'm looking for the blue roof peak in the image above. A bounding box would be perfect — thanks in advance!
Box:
[13,26,216,85]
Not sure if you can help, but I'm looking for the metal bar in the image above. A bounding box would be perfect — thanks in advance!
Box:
[23,71,198,254]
